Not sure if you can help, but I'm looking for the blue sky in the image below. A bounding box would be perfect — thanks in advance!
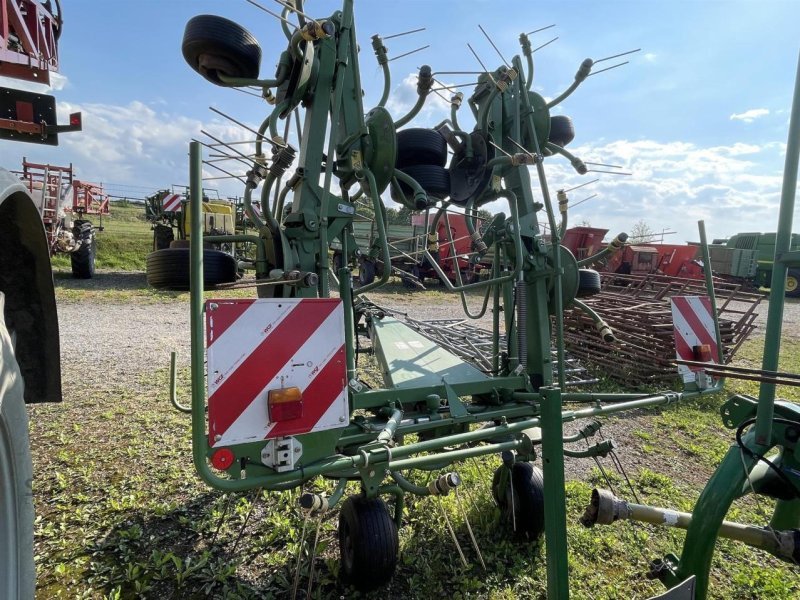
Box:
[2,0,799,242]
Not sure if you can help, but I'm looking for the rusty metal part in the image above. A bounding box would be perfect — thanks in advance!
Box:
[562,273,762,385]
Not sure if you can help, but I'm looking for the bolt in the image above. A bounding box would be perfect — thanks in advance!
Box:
[339,416,346,422]
[294,447,301,453]
[214,434,221,442]
[369,470,375,477]
[209,303,218,311]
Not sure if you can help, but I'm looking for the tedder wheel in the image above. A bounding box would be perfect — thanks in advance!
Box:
[395,128,448,168]
[70,234,96,279]
[146,248,237,290]
[548,115,575,147]
[396,164,451,201]
[576,268,602,297]
[786,268,800,298]
[492,462,546,541]
[0,296,36,599]
[338,495,399,591]
[182,15,261,86]
[358,259,376,286]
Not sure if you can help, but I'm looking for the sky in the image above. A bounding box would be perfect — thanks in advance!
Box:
[2,0,800,243]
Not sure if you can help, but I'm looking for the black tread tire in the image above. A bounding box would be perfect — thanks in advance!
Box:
[786,268,800,298]
[0,296,36,599]
[397,164,451,200]
[153,224,174,251]
[358,260,376,286]
[576,268,602,297]
[146,248,237,290]
[182,15,261,85]
[70,234,96,279]
[338,496,399,591]
[548,115,575,147]
[493,462,546,541]
[396,128,448,168]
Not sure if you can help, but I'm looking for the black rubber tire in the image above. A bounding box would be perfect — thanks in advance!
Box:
[358,260,376,286]
[153,224,174,251]
[397,164,451,200]
[548,115,575,147]
[182,15,261,85]
[786,268,800,298]
[576,268,602,297]
[70,234,96,279]
[0,295,36,599]
[396,128,448,168]
[146,248,237,290]
[493,462,546,541]
[338,496,399,591]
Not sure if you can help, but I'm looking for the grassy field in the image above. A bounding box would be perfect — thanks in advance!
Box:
[32,218,800,598]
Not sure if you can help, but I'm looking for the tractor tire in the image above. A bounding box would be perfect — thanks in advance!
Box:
[153,224,174,251]
[358,260,376,286]
[493,462,546,541]
[0,296,36,600]
[338,495,399,591]
[786,269,800,298]
[70,234,96,279]
[396,164,451,200]
[548,115,575,147]
[182,15,261,86]
[576,268,602,297]
[396,128,448,168]
[146,248,237,290]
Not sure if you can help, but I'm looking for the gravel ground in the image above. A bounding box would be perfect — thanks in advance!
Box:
[53,271,800,486]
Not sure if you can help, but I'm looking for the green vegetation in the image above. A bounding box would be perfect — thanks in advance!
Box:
[29,326,800,598]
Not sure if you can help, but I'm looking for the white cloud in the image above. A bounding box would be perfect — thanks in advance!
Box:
[729,108,769,123]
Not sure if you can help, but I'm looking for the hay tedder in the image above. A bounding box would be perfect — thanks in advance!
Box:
[175,1,800,596]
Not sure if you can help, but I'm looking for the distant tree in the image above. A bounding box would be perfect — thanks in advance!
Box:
[630,219,654,241]
[576,218,592,227]
[476,208,493,223]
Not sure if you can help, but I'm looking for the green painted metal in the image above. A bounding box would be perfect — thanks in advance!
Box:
[756,53,800,446]
[371,317,490,389]
[698,220,725,364]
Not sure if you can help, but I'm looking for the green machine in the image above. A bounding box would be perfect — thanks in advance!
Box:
[177,2,800,597]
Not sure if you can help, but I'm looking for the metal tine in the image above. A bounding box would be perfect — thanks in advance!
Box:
[467,43,497,85]
[434,70,485,75]
[488,139,512,157]
[208,106,277,148]
[504,136,536,159]
[478,24,510,68]
[588,61,630,77]
[455,488,486,570]
[594,48,641,64]
[388,45,430,62]
[200,139,261,148]
[585,161,623,169]
[193,139,253,169]
[202,161,247,184]
[271,0,316,23]
[588,169,632,176]
[231,87,265,99]
[244,0,299,29]
[430,86,451,104]
[533,36,558,53]
[291,511,310,600]
[432,80,479,91]
[527,24,556,35]
[437,497,469,567]
[200,129,260,164]
[570,193,598,209]
[563,178,599,193]
[305,518,322,600]
[383,26,426,40]
[202,175,245,181]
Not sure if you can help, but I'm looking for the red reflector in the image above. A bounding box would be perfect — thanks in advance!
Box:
[69,112,82,127]
[268,387,303,422]
[210,448,235,470]
[693,344,712,362]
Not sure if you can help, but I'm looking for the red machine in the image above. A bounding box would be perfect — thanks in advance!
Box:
[0,0,81,145]
[18,158,108,277]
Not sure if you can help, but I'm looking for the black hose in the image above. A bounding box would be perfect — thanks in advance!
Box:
[735,417,800,500]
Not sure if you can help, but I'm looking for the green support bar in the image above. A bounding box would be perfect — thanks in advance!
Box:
[541,386,570,599]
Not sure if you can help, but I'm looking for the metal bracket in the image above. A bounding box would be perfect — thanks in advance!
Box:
[261,437,303,472]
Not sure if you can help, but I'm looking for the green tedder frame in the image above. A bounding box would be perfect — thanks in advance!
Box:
[177,1,800,597]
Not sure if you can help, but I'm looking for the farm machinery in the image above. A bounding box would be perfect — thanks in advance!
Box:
[15,158,108,278]
[175,1,800,597]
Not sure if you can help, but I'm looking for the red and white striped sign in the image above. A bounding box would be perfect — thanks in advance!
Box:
[162,193,182,212]
[670,295,718,383]
[206,298,347,447]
